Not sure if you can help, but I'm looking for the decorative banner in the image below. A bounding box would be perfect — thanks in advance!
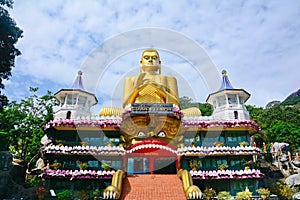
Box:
[131,103,174,115]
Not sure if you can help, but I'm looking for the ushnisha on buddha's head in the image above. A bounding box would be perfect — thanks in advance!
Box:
[140,49,161,74]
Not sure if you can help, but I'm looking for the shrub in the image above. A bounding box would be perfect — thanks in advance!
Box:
[217,191,232,200]
[57,190,71,200]
[236,191,252,200]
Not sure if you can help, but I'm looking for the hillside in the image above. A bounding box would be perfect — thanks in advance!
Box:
[281,89,300,107]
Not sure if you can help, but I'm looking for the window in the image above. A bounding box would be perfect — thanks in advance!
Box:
[204,158,217,170]
[228,94,237,104]
[88,161,99,169]
[66,94,77,105]
[78,96,87,107]
[183,137,195,146]
[217,96,226,106]
[66,111,71,119]
[225,131,248,146]
[234,111,238,119]
[202,131,224,147]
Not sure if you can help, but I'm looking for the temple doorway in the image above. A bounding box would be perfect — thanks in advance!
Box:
[127,156,177,174]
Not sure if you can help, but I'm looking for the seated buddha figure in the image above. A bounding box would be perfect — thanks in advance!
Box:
[122,49,180,107]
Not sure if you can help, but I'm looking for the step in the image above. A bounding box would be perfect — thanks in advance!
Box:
[120,174,186,200]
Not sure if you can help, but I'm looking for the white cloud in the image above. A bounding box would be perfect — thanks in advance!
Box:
[5,0,300,108]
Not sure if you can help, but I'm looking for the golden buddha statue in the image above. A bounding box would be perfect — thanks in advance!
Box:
[122,49,180,107]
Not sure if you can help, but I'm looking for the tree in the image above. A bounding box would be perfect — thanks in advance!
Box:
[0,0,23,109]
[179,96,213,116]
[246,104,300,150]
[198,103,213,116]
[179,96,195,109]
[268,120,300,151]
[0,87,57,163]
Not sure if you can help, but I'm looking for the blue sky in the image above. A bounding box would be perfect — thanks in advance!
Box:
[3,0,300,113]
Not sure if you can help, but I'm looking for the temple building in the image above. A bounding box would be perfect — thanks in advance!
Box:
[40,49,263,199]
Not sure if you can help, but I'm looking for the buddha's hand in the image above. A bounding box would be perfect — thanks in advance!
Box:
[103,185,119,199]
[186,185,202,199]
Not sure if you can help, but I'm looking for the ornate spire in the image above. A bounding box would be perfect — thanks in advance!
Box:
[71,71,84,90]
[219,69,234,91]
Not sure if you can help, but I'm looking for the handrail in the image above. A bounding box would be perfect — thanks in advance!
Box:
[177,169,202,199]
[103,169,125,199]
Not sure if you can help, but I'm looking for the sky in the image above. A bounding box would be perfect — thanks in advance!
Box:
[3,0,300,113]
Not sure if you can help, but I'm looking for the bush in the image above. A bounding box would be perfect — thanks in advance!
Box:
[236,191,252,200]
[217,191,231,200]
[57,190,71,200]
[74,190,89,200]
[271,180,295,199]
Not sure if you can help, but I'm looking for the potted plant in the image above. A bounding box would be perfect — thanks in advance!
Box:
[79,162,89,170]
[74,190,89,200]
[57,190,71,200]
[217,191,232,200]
[93,189,100,200]
[218,163,229,171]
[56,140,64,147]
[239,141,248,147]
[35,186,47,200]
[256,188,270,200]
[215,141,224,147]
[81,141,88,147]
[236,191,252,200]
[101,163,111,170]
[51,162,62,170]
[189,159,201,171]
[203,187,216,200]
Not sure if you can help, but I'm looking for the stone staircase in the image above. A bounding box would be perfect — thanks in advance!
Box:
[120,174,186,200]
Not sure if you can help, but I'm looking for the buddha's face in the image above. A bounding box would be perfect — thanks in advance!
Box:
[140,50,161,73]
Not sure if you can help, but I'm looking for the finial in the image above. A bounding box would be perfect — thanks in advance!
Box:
[221,69,227,76]
[78,70,83,76]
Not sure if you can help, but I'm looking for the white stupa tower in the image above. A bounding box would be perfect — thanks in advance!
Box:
[54,71,98,120]
[206,70,250,120]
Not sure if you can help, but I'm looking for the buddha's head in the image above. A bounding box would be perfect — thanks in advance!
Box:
[140,49,161,74]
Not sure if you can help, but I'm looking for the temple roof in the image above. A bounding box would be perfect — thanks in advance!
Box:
[219,70,234,91]
[71,71,84,90]
[206,69,250,103]
[54,71,98,105]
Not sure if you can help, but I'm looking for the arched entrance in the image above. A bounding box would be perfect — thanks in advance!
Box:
[124,140,177,174]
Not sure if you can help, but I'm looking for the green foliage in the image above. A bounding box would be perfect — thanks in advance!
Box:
[57,190,71,200]
[74,190,89,200]
[236,191,252,200]
[0,0,13,8]
[271,180,295,200]
[269,120,300,150]
[281,97,300,106]
[246,104,300,151]
[79,162,89,170]
[281,89,300,106]
[101,163,111,170]
[179,96,197,109]
[0,0,23,109]
[217,191,232,200]
[24,174,42,188]
[179,96,213,116]
[256,188,270,196]
[93,189,100,197]
[203,187,216,198]
[199,103,213,116]
[0,87,57,163]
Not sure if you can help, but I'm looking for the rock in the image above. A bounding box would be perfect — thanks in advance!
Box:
[0,151,13,170]
[293,191,300,200]
[285,174,300,187]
